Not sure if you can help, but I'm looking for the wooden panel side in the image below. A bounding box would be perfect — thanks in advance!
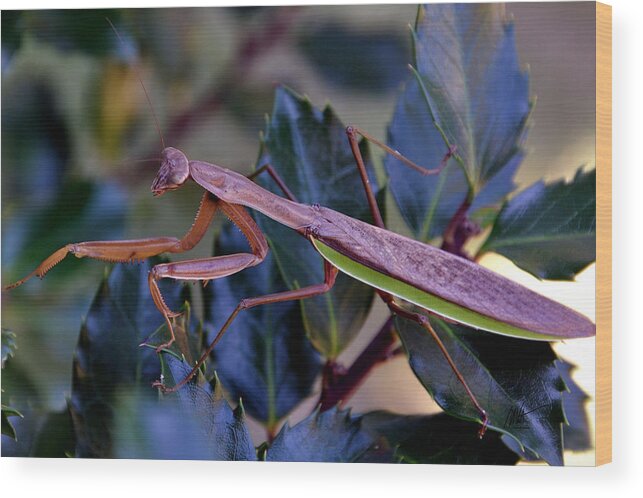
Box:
[595,0,612,467]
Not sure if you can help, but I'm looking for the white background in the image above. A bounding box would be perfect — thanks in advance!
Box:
[0,0,640,496]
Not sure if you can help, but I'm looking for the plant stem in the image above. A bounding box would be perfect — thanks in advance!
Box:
[440,197,480,258]
[319,317,398,411]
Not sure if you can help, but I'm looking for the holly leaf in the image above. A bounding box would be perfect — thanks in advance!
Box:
[70,259,188,458]
[1,328,24,443]
[264,406,377,462]
[258,86,378,358]
[396,316,566,465]
[558,359,592,452]
[361,411,520,465]
[203,222,322,429]
[480,168,596,280]
[112,357,256,461]
[386,3,530,240]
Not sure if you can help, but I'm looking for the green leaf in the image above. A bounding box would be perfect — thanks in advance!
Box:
[1,329,17,368]
[386,3,529,240]
[500,358,592,461]
[203,222,322,428]
[361,411,520,465]
[70,260,188,458]
[258,86,378,358]
[113,360,256,461]
[396,316,566,465]
[480,168,596,280]
[414,3,530,189]
[265,407,377,462]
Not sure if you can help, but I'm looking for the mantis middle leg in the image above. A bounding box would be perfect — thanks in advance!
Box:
[154,253,339,393]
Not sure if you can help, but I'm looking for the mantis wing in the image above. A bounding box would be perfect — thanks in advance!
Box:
[311,208,595,341]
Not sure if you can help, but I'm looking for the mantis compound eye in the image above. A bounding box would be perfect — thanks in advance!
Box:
[152,147,190,196]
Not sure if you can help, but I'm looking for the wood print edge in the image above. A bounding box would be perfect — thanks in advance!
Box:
[595,0,612,467]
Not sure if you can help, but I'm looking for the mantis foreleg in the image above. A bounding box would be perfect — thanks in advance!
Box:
[147,199,270,351]
[3,191,219,291]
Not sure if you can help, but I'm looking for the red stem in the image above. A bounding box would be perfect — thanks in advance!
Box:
[319,317,398,411]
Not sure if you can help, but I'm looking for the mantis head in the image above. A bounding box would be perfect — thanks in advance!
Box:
[152,147,190,196]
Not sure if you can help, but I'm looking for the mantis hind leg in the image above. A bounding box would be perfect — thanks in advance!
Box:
[383,296,489,438]
[346,128,486,433]
[147,252,266,353]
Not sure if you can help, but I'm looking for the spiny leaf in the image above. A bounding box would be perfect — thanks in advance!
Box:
[361,411,520,465]
[558,359,592,452]
[386,3,529,240]
[265,406,378,462]
[499,359,592,461]
[480,168,596,280]
[1,329,23,443]
[70,259,187,458]
[113,357,256,461]
[396,316,567,465]
[258,86,379,358]
[413,3,530,189]
[203,222,322,428]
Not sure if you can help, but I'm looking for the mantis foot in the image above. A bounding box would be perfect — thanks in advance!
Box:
[478,410,489,439]
[154,338,175,353]
[152,379,169,393]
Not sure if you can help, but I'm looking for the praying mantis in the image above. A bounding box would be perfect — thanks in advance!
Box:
[4,120,595,436]
[2,17,596,439]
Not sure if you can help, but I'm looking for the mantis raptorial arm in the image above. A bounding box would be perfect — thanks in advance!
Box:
[3,191,219,292]
[147,198,269,351]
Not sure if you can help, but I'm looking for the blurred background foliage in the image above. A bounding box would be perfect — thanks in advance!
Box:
[1,4,410,408]
[2,4,596,462]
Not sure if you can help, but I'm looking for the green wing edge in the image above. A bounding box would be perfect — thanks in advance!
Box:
[312,239,562,341]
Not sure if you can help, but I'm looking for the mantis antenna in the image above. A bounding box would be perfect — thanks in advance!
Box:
[106,17,166,151]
